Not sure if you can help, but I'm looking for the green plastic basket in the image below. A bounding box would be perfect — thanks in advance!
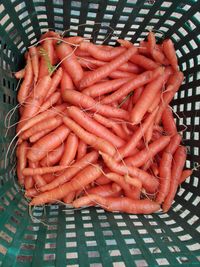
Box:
[0,0,200,266]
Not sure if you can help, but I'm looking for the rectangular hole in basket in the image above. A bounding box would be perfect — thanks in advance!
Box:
[17,255,33,262]
[43,253,56,261]
[20,243,35,250]
[66,252,78,259]
[129,248,142,255]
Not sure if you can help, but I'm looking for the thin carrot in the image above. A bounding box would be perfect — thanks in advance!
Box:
[40,144,64,167]
[60,133,78,166]
[39,151,98,192]
[63,191,76,204]
[162,39,179,71]
[67,106,125,148]
[28,161,46,187]
[15,68,25,79]
[77,140,87,160]
[108,70,135,79]
[45,67,63,99]
[39,39,54,78]
[30,128,56,143]
[79,46,137,89]
[29,46,39,83]
[30,164,102,205]
[165,133,182,155]
[132,87,143,105]
[17,141,28,185]
[63,116,116,156]
[162,106,177,136]
[39,92,61,113]
[24,176,34,190]
[130,54,160,70]
[179,169,193,185]
[27,125,70,162]
[148,92,161,113]
[86,183,122,198]
[23,165,71,176]
[60,70,75,92]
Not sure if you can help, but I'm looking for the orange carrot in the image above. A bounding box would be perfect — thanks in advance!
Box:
[102,67,163,105]
[17,55,33,104]
[27,125,70,162]
[148,92,161,113]
[67,106,125,148]
[17,141,28,185]
[62,89,129,120]
[165,133,182,155]
[63,116,116,156]
[108,70,135,79]
[79,46,137,88]
[86,183,122,198]
[162,106,177,136]
[162,39,179,71]
[30,164,102,205]
[24,176,34,190]
[45,67,63,99]
[63,36,86,44]
[179,169,193,185]
[40,144,64,167]
[77,140,87,160]
[101,152,159,193]
[132,87,143,105]
[73,195,160,214]
[29,46,39,83]
[39,40,54,78]
[28,161,46,187]
[39,92,61,113]
[130,54,160,70]
[30,128,56,143]
[56,42,83,86]
[23,165,71,176]
[61,70,75,92]
[63,191,76,204]
[60,133,78,166]
[15,68,25,79]
[40,151,98,192]
[163,146,186,212]
[125,136,170,168]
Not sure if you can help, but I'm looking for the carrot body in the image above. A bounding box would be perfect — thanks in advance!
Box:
[108,71,134,79]
[39,151,98,192]
[125,136,170,168]
[39,40,54,78]
[23,165,71,176]
[39,92,61,113]
[63,191,76,204]
[30,164,102,205]
[162,107,177,135]
[40,144,64,167]
[17,141,28,185]
[24,176,34,190]
[79,42,126,61]
[45,67,63,99]
[132,87,143,105]
[156,152,172,204]
[30,128,56,143]
[86,183,122,198]
[101,152,159,193]
[79,46,137,89]
[15,68,25,79]
[63,116,116,156]
[17,55,33,104]
[163,39,178,71]
[27,125,70,162]
[165,133,182,155]
[148,92,161,113]
[29,161,46,187]
[102,67,163,105]
[67,106,125,148]
[60,70,75,92]
[60,133,78,166]
[77,140,87,160]
[62,89,129,120]
[115,109,158,160]
[29,46,39,83]
[82,78,130,98]
[73,195,160,214]
[179,169,192,185]
[56,42,83,86]
[130,54,160,70]
[163,146,186,212]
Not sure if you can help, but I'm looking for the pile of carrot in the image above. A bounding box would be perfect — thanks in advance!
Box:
[14,30,192,214]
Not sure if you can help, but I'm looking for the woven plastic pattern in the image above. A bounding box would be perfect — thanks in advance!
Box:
[0,0,199,266]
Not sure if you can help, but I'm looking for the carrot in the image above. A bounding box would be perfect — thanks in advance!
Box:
[17,141,29,185]
[162,106,177,136]
[39,92,61,113]
[101,152,159,193]
[86,183,122,198]
[19,104,66,133]
[60,70,75,92]
[82,78,130,97]
[30,164,102,205]
[132,87,143,105]
[95,175,111,185]
[62,89,129,120]
[67,106,125,148]
[17,55,33,104]
[56,42,83,86]
[63,36,86,44]
[45,67,63,99]
[42,173,56,183]
[156,151,172,204]
[115,109,158,160]
[39,40,54,78]
[147,32,156,53]
[28,161,46,187]
[144,118,154,143]
[39,151,98,192]
[20,115,63,141]
[165,133,182,155]
[25,188,39,198]
[75,48,90,57]
[18,75,52,130]
[27,125,70,162]
[63,191,76,204]
[14,68,25,79]
[63,116,116,156]
[108,70,135,79]
[163,146,186,212]
[29,46,39,83]
[125,136,170,168]
[23,165,71,176]
[30,128,56,143]
[179,169,193,185]
[79,42,126,61]
[60,133,78,166]
[130,54,160,70]
[77,140,87,160]
[24,176,34,190]
[79,46,137,89]
[162,39,179,71]
[73,195,160,214]
[148,92,161,113]
[155,71,184,124]
[117,39,133,48]
[101,67,163,105]
[40,144,64,167]
[130,68,171,124]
